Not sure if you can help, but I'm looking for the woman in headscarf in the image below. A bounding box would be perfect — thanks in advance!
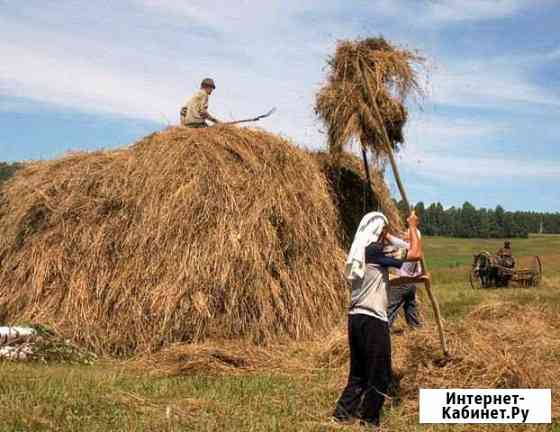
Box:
[333,211,422,427]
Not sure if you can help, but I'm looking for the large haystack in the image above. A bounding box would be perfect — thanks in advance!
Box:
[0,126,349,355]
[315,37,423,157]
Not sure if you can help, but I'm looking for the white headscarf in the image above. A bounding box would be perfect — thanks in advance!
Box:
[344,212,388,281]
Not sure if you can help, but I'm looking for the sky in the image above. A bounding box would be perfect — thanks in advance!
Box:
[1,0,559,211]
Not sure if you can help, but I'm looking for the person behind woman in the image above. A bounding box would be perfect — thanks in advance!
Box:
[333,211,422,428]
[386,228,423,328]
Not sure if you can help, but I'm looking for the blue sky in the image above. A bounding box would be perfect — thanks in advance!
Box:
[1,0,559,211]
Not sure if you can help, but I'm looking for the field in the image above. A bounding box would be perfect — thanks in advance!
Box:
[1,235,559,432]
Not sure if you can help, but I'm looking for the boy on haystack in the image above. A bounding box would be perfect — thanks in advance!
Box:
[180,78,221,128]
[333,211,422,427]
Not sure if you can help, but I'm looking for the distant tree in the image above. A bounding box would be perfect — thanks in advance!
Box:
[459,201,479,237]
[435,202,446,235]
[494,205,505,237]
[423,203,437,235]
[414,201,425,229]
[445,207,459,237]
[0,162,21,184]
[478,208,490,238]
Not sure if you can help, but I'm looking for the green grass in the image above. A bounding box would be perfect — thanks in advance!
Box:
[1,235,559,431]
[0,364,340,431]
[424,234,560,269]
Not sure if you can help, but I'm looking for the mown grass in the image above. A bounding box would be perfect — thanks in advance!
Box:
[1,235,559,431]
[0,363,346,431]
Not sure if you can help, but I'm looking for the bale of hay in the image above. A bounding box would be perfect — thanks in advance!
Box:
[314,36,423,157]
[0,126,349,355]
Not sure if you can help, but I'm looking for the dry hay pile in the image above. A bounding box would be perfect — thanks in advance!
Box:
[318,301,560,421]
[127,340,299,377]
[0,126,351,355]
[315,37,423,156]
[313,152,403,247]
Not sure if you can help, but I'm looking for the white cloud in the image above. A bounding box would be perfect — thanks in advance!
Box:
[1,0,559,163]
[2,1,557,126]
[405,114,507,149]
[547,48,560,60]
[0,41,177,121]
[424,0,537,23]
[426,57,560,110]
[401,152,560,182]
[371,0,550,25]
[134,0,342,35]
[258,0,547,34]
[0,2,334,149]
[398,112,559,182]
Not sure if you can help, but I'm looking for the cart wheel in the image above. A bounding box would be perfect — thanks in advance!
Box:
[531,256,543,287]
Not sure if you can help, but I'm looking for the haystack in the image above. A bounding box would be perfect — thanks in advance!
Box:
[314,152,402,245]
[315,37,423,157]
[0,126,352,355]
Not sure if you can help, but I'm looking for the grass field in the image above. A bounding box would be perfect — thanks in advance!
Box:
[1,235,559,432]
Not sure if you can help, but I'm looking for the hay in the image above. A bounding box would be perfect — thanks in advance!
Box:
[0,126,351,355]
[125,340,304,377]
[317,301,560,418]
[315,36,423,157]
[314,152,403,246]
[128,342,267,377]
[369,161,405,232]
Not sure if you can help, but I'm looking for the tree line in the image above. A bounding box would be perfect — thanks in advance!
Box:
[396,201,560,238]
[0,162,20,184]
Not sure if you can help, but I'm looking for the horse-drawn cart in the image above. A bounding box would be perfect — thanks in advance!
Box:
[469,252,542,289]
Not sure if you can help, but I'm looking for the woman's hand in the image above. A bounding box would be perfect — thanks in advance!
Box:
[407,211,419,228]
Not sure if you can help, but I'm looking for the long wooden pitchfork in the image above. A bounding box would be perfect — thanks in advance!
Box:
[358,65,449,357]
